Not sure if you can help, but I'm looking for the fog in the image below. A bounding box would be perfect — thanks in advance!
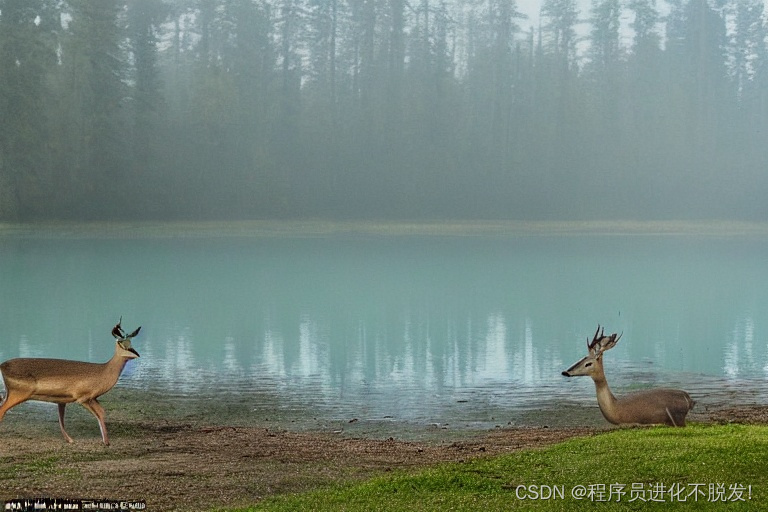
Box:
[0,0,766,221]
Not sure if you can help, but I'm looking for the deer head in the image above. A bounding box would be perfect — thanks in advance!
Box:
[112,317,141,359]
[562,325,621,377]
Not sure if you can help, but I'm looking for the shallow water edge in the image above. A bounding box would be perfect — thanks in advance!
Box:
[3,375,764,443]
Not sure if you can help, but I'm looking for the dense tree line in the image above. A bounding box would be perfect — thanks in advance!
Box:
[0,0,766,221]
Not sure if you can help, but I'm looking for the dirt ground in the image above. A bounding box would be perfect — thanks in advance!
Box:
[1,403,766,511]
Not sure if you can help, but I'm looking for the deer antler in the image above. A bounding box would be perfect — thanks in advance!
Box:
[111,316,125,339]
[587,324,605,352]
[111,317,141,341]
[588,325,621,355]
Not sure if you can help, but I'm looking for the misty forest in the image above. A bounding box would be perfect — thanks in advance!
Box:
[0,0,767,221]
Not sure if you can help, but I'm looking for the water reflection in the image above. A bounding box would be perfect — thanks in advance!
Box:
[725,315,759,379]
[1,233,767,425]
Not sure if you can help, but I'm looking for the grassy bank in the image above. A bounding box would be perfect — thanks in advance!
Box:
[234,424,767,511]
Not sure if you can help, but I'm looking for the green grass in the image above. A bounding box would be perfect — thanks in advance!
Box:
[0,456,72,480]
[226,424,768,511]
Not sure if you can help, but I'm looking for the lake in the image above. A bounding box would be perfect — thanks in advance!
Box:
[1,222,767,431]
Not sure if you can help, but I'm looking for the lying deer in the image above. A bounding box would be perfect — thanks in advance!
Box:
[562,325,695,427]
[0,319,141,445]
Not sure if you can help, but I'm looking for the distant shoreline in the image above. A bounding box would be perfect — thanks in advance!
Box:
[1,219,768,239]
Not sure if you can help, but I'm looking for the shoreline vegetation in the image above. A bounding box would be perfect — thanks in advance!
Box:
[1,219,768,239]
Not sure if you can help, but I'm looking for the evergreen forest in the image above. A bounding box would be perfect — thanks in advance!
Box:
[0,0,766,221]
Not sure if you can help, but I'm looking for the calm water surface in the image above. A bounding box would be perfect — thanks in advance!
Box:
[1,225,767,429]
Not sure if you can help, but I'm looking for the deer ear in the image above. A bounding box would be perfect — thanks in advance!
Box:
[127,326,141,338]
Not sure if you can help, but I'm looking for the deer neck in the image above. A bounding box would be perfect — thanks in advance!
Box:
[591,369,621,424]
[101,347,132,388]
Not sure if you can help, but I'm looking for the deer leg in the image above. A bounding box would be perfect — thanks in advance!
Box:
[57,404,75,444]
[80,398,109,446]
[0,389,32,423]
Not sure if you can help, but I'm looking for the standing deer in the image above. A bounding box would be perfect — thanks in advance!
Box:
[0,319,141,445]
[562,325,695,427]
